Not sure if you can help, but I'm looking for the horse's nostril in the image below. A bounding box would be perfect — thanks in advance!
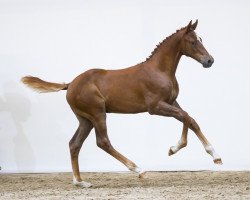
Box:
[207,58,214,65]
[202,57,214,68]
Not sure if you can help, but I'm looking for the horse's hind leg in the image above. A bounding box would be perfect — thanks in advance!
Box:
[69,115,93,188]
[93,113,145,177]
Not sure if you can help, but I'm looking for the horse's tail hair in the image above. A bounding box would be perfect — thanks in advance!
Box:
[21,76,69,93]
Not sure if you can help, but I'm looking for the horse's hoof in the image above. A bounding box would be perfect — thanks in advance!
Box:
[168,147,175,156]
[73,180,92,188]
[214,158,223,165]
[139,171,146,179]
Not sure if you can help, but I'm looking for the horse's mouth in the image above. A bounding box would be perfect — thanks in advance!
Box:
[202,63,213,68]
[201,56,214,68]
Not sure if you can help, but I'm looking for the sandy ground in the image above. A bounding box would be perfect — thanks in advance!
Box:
[0,171,249,200]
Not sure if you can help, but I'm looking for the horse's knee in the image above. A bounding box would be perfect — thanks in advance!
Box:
[179,111,191,124]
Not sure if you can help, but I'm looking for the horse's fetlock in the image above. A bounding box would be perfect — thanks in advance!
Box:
[181,141,187,148]
[178,139,187,148]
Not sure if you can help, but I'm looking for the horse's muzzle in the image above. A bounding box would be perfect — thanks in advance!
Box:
[202,56,214,68]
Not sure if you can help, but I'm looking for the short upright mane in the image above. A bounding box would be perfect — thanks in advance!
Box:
[145,26,187,61]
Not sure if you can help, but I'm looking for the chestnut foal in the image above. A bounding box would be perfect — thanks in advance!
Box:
[22,20,222,188]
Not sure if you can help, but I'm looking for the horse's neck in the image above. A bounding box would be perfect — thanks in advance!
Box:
[146,36,182,77]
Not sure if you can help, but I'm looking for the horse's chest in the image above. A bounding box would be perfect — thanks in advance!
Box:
[159,80,179,103]
[169,85,179,102]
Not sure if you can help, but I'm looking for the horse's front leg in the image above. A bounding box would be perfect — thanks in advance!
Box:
[168,101,189,156]
[168,122,188,156]
[148,100,222,164]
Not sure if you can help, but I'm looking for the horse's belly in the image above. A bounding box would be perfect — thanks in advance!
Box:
[105,95,147,114]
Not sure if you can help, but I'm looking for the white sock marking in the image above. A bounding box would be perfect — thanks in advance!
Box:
[170,140,186,154]
[73,176,92,188]
[205,145,220,160]
[130,167,145,175]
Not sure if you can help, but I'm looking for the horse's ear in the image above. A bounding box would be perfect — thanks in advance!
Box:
[191,19,198,30]
[186,20,192,33]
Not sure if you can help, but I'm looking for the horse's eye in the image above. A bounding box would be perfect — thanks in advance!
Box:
[191,41,196,46]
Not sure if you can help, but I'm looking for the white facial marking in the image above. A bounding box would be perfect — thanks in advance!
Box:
[195,33,202,43]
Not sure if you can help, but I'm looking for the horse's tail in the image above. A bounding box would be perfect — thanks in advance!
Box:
[21,76,69,93]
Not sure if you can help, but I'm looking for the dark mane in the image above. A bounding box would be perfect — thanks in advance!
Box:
[145,26,187,61]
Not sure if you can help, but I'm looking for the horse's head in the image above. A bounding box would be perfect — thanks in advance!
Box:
[180,20,214,68]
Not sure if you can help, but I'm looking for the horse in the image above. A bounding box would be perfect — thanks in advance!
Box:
[21,20,222,188]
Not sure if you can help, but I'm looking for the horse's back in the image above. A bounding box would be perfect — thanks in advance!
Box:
[66,66,147,114]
